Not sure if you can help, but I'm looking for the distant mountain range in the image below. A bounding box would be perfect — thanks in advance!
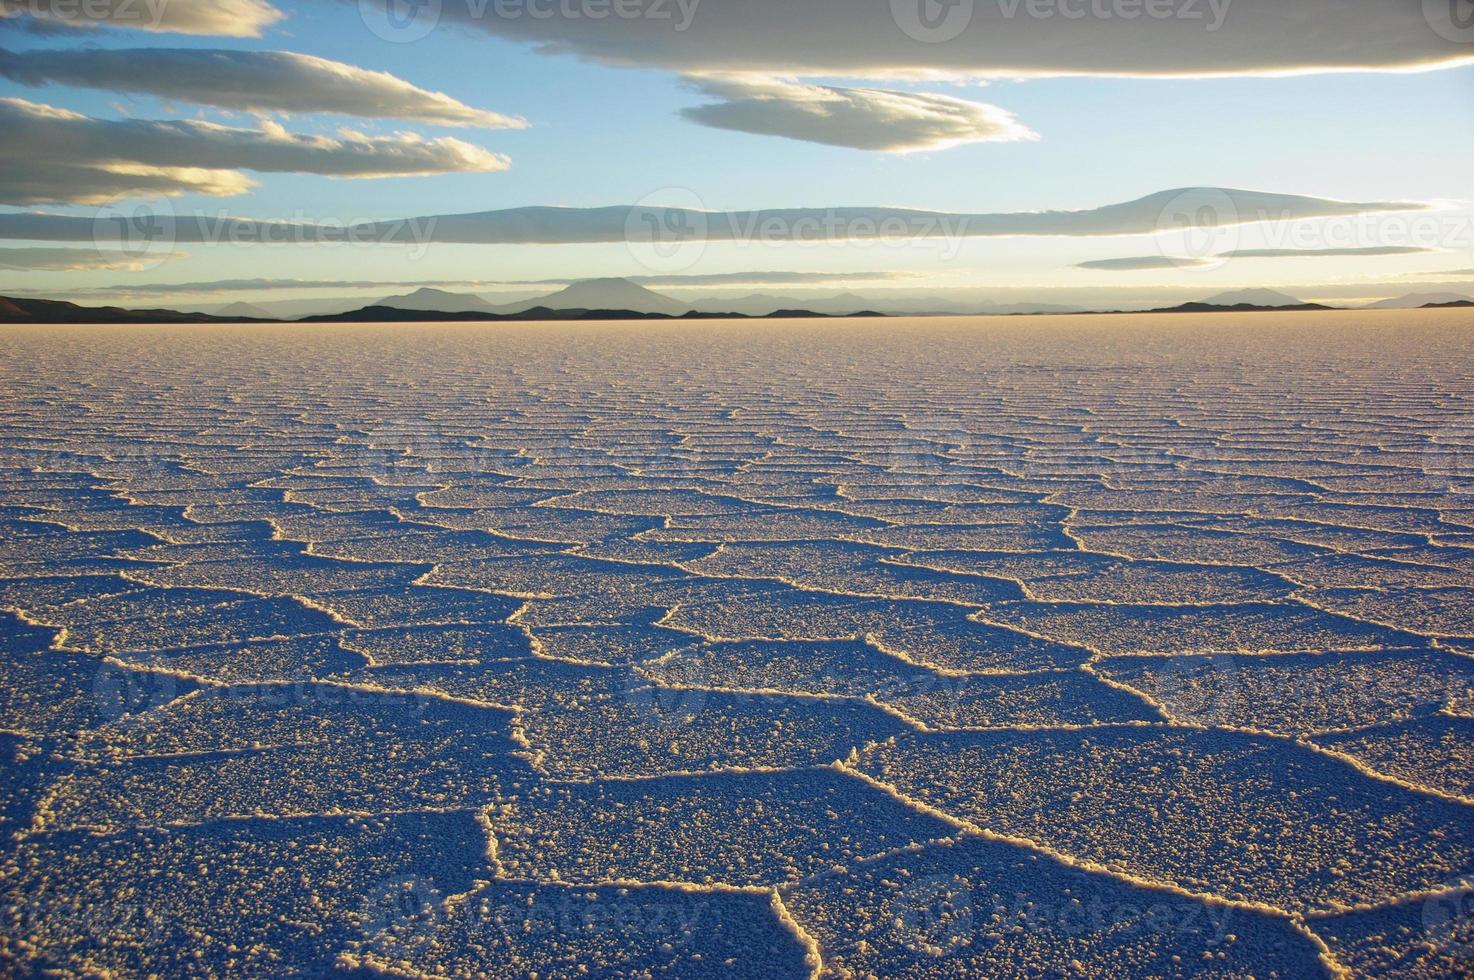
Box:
[1360,292,1474,310]
[0,295,260,324]
[4,281,1471,324]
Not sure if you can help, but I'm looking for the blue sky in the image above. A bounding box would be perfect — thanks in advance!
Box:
[2,0,1472,308]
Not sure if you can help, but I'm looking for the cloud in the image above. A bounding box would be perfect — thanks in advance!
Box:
[0,162,255,205]
[2,187,1425,245]
[0,98,510,204]
[1080,244,1440,269]
[0,47,525,128]
[679,74,1035,151]
[0,0,282,36]
[0,245,178,270]
[1222,246,1436,258]
[403,0,1474,78]
[1078,255,1211,271]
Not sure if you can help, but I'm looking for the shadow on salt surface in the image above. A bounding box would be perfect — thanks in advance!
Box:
[898,549,1297,604]
[1,812,488,978]
[1309,880,1474,979]
[1255,499,1470,537]
[124,549,426,597]
[538,488,761,517]
[1069,523,1325,566]
[527,622,696,666]
[781,834,1330,979]
[1269,552,1474,591]
[663,590,1087,672]
[0,612,201,738]
[411,505,664,546]
[422,554,691,600]
[0,572,149,614]
[342,624,531,666]
[1314,714,1474,801]
[36,684,528,832]
[487,768,957,887]
[308,526,567,563]
[109,635,369,685]
[855,727,1474,914]
[0,520,157,577]
[644,507,888,543]
[414,484,561,510]
[856,522,1078,551]
[349,654,910,779]
[302,585,525,629]
[1096,649,1474,736]
[33,587,342,653]
[341,879,814,980]
[643,638,1158,728]
[981,599,1425,656]
[282,484,445,513]
[0,732,52,836]
[522,687,908,780]
[682,539,1026,605]
[1309,587,1474,639]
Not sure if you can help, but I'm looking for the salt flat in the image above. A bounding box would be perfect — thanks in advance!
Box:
[1,311,1472,977]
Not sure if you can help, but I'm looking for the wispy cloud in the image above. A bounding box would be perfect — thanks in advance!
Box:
[680,74,1035,151]
[1221,246,1435,258]
[1080,244,1441,270]
[1078,256,1212,271]
[4,188,1425,244]
[0,47,525,128]
[0,97,510,204]
[0,246,180,271]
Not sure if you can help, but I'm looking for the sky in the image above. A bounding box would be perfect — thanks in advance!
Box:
[1,0,1472,310]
